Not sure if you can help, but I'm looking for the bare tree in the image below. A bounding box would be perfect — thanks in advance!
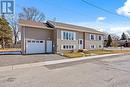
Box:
[19,7,45,22]
[10,18,18,45]
[6,15,19,45]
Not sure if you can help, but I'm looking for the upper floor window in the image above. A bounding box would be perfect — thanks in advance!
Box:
[90,34,96,40]
[99,35,102,40]
[61,31,76,40]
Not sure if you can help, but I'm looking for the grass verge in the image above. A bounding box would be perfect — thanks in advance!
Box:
[63,50,130,58]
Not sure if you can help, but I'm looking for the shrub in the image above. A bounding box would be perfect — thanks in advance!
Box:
[83,49,89,54]
[78,49,83,52]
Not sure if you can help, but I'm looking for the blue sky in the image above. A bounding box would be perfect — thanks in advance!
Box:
[15,0,130,36]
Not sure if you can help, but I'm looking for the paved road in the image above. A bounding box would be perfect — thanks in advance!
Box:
[0,55,130,87]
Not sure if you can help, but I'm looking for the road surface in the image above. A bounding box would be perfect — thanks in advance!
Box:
[0,55,130,87]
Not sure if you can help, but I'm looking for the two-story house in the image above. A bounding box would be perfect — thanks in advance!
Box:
[19,19,104,54]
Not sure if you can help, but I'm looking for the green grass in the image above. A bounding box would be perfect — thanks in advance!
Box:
[63,50,130,58]
[63,52,85,58]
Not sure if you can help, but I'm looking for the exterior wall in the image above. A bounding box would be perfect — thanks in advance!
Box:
[55,29,104,53]
[20,26,104,54]
[25,27,53,40]
[56,29,83,52]
[53,28,58,53]
[21,26,25,54]
[21,26,54,54]
[85,32,104,50]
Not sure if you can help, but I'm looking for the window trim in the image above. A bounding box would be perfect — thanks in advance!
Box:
[90,45,95,49]
[61,31,76,40]
[90,34,96,40]
[98,35,102,40]
[99,45,102,48]
[61,45,76,50]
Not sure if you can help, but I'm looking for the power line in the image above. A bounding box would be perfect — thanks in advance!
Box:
[81,0,130,20]
[40,0,98,20]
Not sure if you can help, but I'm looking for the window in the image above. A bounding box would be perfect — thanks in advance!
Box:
[40,41,43,43]
[80,40,82,44]
[90,45,95,49]
[98,36,102,40]
[32,41,35,43]
[36,41,39,43]
[90,34,96,40]
[99,45,102,48]
[61,31,76,40]
[28,40,31,43]
[62,45,75,50]
[63,45,66,49]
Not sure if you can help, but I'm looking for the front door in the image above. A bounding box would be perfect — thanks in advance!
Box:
[79,39,83,49]
[46,40,53,53]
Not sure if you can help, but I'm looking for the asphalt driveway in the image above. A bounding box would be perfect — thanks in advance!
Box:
[0,54,66,67]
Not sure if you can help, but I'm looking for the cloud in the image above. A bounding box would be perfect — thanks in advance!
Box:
[117,0,130,17]
[97,17,106,21]
[109,27,130,36]
[69,21,130,36]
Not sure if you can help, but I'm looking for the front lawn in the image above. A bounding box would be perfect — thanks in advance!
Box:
[63,50,130,58]
[63,52,85,58]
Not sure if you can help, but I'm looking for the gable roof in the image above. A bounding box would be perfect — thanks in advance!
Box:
[47,21,104,34]
[19,19,53,30]
[19,19,104,34]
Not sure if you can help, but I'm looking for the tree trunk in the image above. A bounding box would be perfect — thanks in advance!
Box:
[2,37,5,49]
[15,36,17,45]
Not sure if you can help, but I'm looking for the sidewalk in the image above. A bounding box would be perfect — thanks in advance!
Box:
[0,53,129,72]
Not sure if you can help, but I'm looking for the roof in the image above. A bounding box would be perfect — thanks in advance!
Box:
[19,19,53,30]
[47,21,104,34]
[19,19,104,34]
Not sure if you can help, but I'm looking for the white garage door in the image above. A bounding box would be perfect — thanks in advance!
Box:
[26,40,45,54]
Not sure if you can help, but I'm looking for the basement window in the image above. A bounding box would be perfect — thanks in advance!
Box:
[62,45,75,50]
[90,45,95,49]
[32,41,35,43]
[40,41,43,43]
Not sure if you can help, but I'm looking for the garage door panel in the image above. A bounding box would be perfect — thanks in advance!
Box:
[26,40,45,54]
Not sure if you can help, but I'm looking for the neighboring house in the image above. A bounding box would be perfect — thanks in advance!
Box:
[19,19,104,54]
[124,31,130,47]
[104,33,120,47]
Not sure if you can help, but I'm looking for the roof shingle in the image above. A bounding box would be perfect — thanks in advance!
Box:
[47,21,104,34]
[19,19,104,34]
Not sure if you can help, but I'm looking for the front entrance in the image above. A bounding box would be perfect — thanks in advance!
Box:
[46,40,53,53]
[79,39,83,49]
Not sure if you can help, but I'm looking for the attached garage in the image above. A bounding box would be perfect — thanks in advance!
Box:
[26,40,45,54]
[26,40,53,54]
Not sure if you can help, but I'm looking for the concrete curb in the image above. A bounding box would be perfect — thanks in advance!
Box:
[0,53,129,72]
[43,53,127,65]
